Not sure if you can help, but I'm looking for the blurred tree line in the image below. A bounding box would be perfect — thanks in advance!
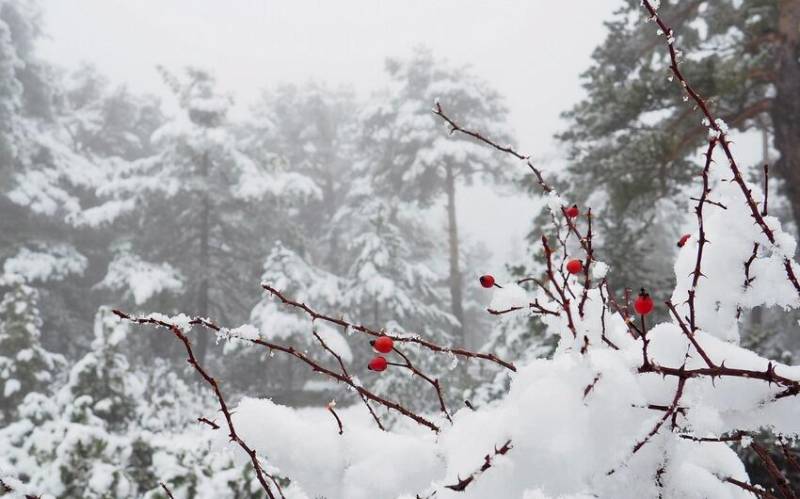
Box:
[0,0,516,433]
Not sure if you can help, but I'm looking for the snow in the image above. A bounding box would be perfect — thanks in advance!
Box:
[99,253,183,305]
[4,378,20,397]
[3,246,87,283]
[207,127,800,499]
[489,283,529,311]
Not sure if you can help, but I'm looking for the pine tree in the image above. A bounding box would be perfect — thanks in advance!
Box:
[88,67,299,364]
[556,0,799,295]
[0,274,64,424]
[360,47,515,344]
[245,82,357,273]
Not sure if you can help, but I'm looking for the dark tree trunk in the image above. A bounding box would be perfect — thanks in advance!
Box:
[772,0,800,237]
[196,151,211,364]
[445,163,464,341]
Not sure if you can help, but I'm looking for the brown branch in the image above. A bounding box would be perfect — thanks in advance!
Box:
[665,299,716,369]
[541,236,578,338]
[187,314,440,432]
[781,441,800,477]
[112,310,278,499]
[262,284,516,372]
[578,209,594,318]
[726,477,778,499]
[763,164,770,216]
[160,482,176,499]
[487,299,560,317]
[313,330,385,431]
[197,416,220,430]
[583,373,602,399]
[640,0,800,298]
[688,138,718,332]
[678,431,749,443]
[391,345,452,423]
[751,441,797,499]
[639,361,800,393]
[745,243,760,289]
[443,440,513,492]
[632,375,687,455]
[433,102,552,194]
[326,401,344,435]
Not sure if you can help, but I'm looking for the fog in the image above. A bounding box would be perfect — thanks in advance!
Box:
[40,0,620,270]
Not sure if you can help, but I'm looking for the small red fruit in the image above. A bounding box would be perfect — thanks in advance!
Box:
[634,289,654,316]
[565,205,580,218]
[368,356,388,372]
[479,275,495,288]
[566,259,583,274]
[373,336,394,354]
[677,234,691,248]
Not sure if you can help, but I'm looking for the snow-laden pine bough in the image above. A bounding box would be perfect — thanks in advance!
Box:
[103,3,800,499]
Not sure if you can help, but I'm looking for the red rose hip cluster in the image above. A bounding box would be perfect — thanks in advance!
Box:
[367,335,394,372]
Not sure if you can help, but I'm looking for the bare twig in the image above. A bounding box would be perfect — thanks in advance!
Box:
[160,482,176,499]
[433,102,552,194]
[182,314,440,432]
[262,284,516,372]
[112,310,279,499]
[326,401,344,435]
[313,330,385,430]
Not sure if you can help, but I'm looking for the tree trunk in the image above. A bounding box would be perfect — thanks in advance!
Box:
[196,151,211,364]
[772,0,800,236]
[445,163,464,342]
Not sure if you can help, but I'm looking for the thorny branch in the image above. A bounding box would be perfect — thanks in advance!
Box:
[444,440,513,492]
[188,314,442,432]
[111,310,280,499]
[640,0,800,298]
[314,330,385,430]
[751,441,797,499]
[433,102,552,194]
[688,138,718,332]
[262,283,517,372]
[388,345,453,423]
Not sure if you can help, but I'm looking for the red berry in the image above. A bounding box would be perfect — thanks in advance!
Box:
[373,336,394,354]
[368,356,388,372]
[566,259,583,274]
[677,234,691,248]
[479,275,495,288]
[634,289,654,315]
[565,205,580,218]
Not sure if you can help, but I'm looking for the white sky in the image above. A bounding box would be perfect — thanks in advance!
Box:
[39,0,622,275]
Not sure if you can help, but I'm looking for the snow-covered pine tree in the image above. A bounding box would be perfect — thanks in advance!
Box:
[82,67,317,364]
[244,82,357,274]
[360,47,516,346]
[0,274,64,425]
[339,192,461,413]
[554,0,797,297]
[243,242,351,406]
